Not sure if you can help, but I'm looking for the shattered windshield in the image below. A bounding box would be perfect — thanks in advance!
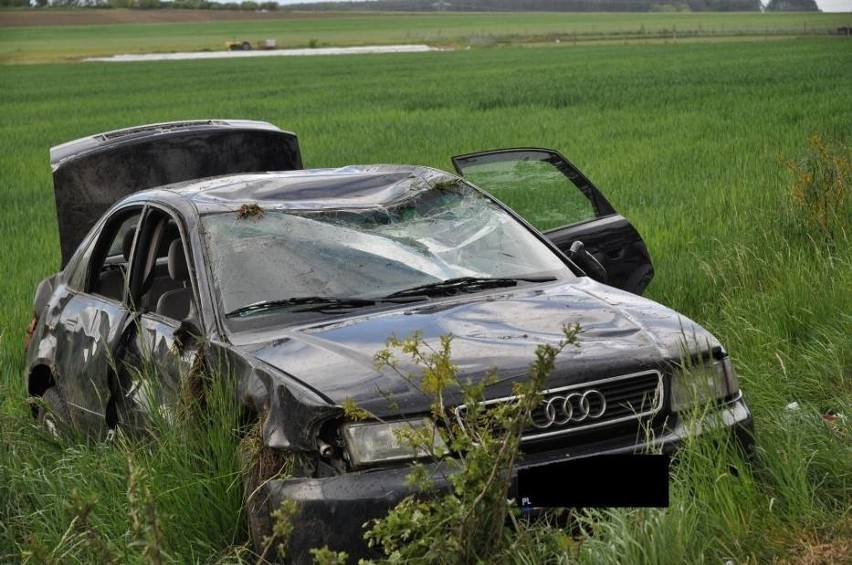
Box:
[202,181,574,331]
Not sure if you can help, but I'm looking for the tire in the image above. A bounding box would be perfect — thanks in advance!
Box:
[241,42,252,51]
[38,387,71,440]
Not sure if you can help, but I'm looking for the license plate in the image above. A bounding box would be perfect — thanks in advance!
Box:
[516,454,669,508]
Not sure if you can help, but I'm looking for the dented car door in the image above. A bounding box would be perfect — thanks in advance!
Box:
[46,207,142,437]
[452,148,654,295]
[113,209,201,432]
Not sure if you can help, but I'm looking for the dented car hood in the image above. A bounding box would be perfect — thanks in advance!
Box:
[241,279,718,418]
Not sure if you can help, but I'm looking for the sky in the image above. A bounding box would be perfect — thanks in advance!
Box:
[271,0,852,11]
[812,0,852,11]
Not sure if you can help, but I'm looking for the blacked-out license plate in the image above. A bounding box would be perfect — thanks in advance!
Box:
[516,454,670,508]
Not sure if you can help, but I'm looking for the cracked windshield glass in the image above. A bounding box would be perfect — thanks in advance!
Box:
[203,181,575,329]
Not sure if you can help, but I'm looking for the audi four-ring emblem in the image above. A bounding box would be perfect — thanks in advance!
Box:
[532,389,607,429]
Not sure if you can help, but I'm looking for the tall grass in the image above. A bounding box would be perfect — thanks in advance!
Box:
[0,359,247,563]
[1,37,849,561]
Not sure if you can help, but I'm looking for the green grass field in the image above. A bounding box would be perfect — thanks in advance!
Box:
[1,14,850,563]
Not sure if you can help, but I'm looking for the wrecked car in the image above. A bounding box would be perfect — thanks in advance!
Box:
[24,120,754,561]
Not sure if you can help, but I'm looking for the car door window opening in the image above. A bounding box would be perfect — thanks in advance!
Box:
[86,209,143,302]
[130,211,195,320]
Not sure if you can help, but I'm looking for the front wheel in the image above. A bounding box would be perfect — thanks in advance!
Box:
[38,387,71,440]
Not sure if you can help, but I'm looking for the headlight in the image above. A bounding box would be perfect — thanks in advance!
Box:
[670,356,740,413]
[342,417,447,468]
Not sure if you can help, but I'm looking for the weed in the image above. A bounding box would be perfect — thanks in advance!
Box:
[126,455,167,565]
[236,203,265,220]
[784,134,850,241]
[264,499,299,561]
[362,325,581,563]
[55,489,118,564]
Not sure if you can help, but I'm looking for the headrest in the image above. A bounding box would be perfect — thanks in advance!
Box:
[167,239,189,283]
[156,221,180,257]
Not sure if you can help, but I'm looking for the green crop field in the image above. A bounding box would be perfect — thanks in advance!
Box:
[1,15,850,563]
[1,9,850,63]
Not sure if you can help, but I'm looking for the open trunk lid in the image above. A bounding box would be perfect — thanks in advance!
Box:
[50,119,302,267]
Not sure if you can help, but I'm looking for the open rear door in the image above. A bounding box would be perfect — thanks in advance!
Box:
[51,119,302,267]
[452,148,654,295]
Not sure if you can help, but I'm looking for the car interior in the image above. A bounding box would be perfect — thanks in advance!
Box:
[137,217,194,320]
[90,211,195,322]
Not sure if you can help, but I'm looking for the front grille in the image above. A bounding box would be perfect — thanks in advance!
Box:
[524,370,663,442]
[456,370,663,444]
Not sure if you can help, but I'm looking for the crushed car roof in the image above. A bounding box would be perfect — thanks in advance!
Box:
[161,165,458,213]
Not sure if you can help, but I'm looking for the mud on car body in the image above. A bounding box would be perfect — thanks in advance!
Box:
[25,120,753,562]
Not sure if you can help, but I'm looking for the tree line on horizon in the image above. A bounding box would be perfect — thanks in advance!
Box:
[4,0,822,13]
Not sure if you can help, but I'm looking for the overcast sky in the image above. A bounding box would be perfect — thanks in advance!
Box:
[272,0,851,11]
[814,0,852,10]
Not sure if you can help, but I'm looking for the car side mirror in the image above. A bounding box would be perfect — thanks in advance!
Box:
[568,240,608,284]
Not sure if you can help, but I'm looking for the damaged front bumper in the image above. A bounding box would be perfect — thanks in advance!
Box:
[256,396,753,563]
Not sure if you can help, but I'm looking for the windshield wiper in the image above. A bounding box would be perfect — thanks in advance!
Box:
[226,296,376,318]
[383,276,556,300]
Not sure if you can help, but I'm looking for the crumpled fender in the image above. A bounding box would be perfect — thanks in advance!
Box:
[24,274,60,351]
[238,362,342,451]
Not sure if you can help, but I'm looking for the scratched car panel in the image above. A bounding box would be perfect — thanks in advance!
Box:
[24,120,753,562]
